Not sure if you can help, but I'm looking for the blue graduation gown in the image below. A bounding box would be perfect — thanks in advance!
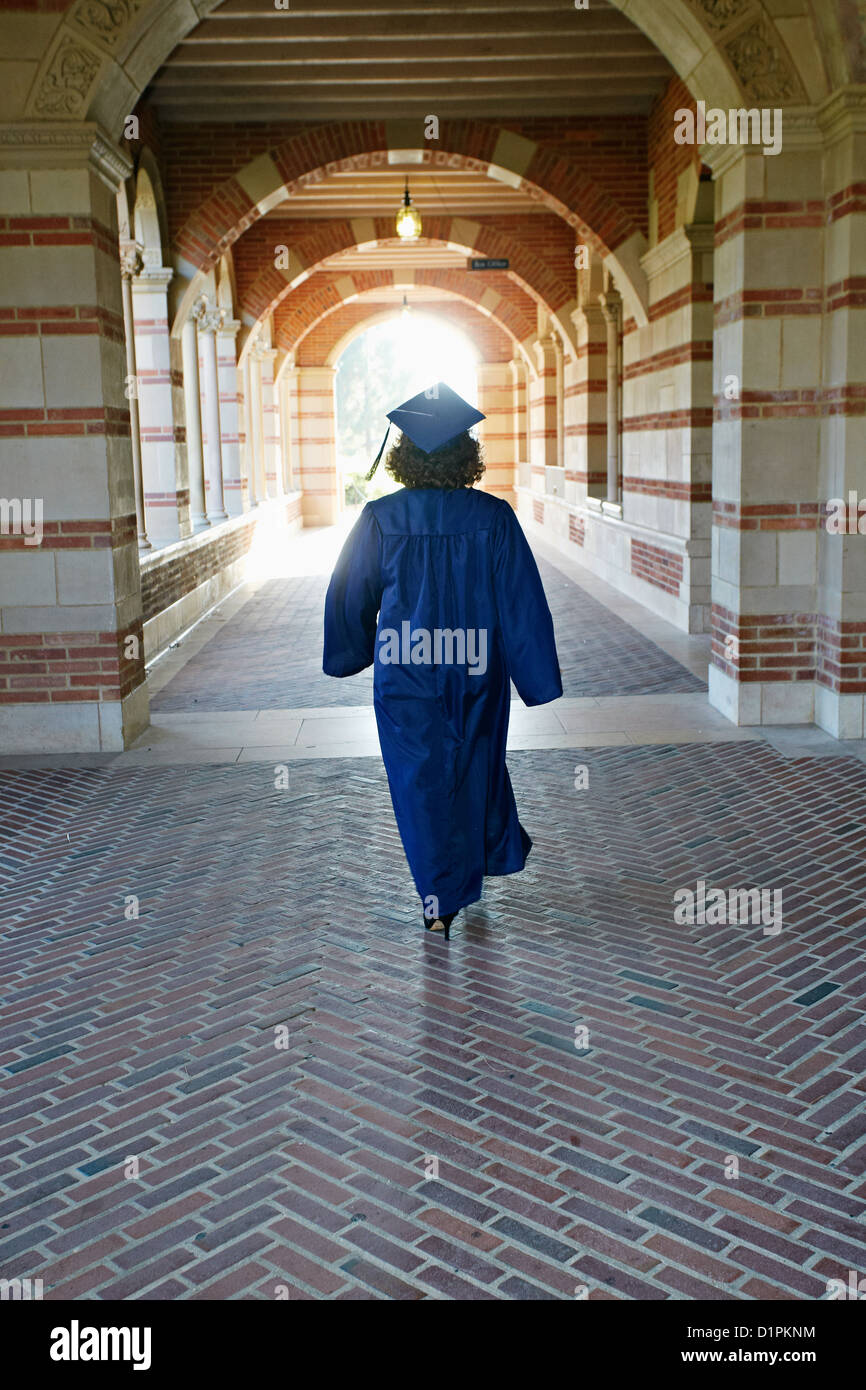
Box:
[323,487,562,916]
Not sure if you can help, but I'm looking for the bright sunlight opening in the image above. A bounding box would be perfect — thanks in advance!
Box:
[335,313,480,502]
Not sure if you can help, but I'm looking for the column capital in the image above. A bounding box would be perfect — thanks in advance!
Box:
[135,265,173,291]
[816,85,866,145]
[571,302,605,331]
[599,289,622,325]
[0,121,132,190]
[218,317,242,339]
[296,364,337,381]
[119,241,144,281]
[192,296,226,335]
[250,340,277,361]
[533,335,557,368]
[640,225,714,281]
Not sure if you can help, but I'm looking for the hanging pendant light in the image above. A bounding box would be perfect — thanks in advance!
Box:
[395,179,422,241]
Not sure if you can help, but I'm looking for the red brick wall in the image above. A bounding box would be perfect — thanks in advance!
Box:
[475,214,577,295]
[139,499,301,625]
[140,113,648,260]
[272,266,536,360]
[631,539,683,596]
[648,77,702,244]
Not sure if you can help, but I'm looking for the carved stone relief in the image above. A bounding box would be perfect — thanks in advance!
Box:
[725,19,802,102]
[32,37,102,118]
[68,0,147,50]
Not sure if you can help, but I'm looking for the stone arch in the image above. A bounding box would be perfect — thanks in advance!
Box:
[133,166,163,271]
[215,253,237,317]
[278,284,530,376]
[21,0,838,144]
[171,128,650,329]
[607,0,819,105]
[319,305,487,372]
[224,220,575,368]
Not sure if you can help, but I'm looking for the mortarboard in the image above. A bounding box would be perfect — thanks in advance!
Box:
[366,382,485,481]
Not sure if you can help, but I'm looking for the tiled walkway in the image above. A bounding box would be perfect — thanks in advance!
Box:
[1,520,865,1301]
[151,555,705,713]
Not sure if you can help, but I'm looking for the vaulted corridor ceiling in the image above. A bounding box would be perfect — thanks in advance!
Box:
[147,0,675,121]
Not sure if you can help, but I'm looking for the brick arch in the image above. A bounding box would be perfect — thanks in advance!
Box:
[296,298,515,371]
[277,282,529,374]
[236,219,571,355]
[171,125,651,329]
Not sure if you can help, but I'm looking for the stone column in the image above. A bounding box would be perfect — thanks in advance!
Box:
[240,350,257,509]
[255,344,281,498]
[133,264,181,544]
[476,363,516,502]
[628,225,714,633]
[707,135,824,728]
[119,240,150,551]
[181,317,209,531]
[0,123,147,752]
[553,332,565,470]
[193,296,229,523]
[295,365,340,525]
[217,317,243,516]
[568,301,608,503]
[815,90,866,737]
[249,347,268,505]
[599,288,622,505]
[508,358,528,493]
[279,366,298,493]
[531,335,558,489]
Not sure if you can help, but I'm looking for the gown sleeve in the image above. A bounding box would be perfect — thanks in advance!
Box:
[323,504,383,678]
[492,502,563,707]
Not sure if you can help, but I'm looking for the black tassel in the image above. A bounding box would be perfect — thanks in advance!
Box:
[365,424,391,482]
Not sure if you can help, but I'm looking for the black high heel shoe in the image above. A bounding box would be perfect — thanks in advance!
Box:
[423,910,457,940]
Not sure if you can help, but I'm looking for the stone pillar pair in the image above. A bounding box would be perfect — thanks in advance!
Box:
[0,123,148,751]
[476,363,517,503]
[707,97,866,735]
[293,365,340,526]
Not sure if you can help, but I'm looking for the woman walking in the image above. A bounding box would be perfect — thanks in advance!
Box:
[323,383,562,938]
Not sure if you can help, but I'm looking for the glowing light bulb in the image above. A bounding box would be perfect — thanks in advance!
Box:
[395,181,422,241]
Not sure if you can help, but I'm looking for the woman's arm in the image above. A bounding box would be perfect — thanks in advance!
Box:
[492,502,563,707]
[323,504,384,677]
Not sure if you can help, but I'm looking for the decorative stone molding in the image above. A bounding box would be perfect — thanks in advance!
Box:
[640,224,714,280]
[135,265,173,290]
[192,297,226,335]
[724,18,804,103]
[120,240,144,279]
[689,0,752,31]
[816,85,866,144]
[0,121,132,188]
[31,37,103,119]
[24,0,223,130]
[68,0,147,50]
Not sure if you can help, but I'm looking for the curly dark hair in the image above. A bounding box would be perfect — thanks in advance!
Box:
[385,430,485,489]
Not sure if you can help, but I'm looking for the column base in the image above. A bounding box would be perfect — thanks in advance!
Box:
[815,686,865,740]
[0,683,150,754]
[708,667,815,727]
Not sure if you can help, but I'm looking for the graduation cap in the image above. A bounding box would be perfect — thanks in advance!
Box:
[366,382,485,481]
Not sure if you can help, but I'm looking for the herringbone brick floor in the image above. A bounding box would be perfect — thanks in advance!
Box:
[151,557,705,713]
[2,744,865,1300]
